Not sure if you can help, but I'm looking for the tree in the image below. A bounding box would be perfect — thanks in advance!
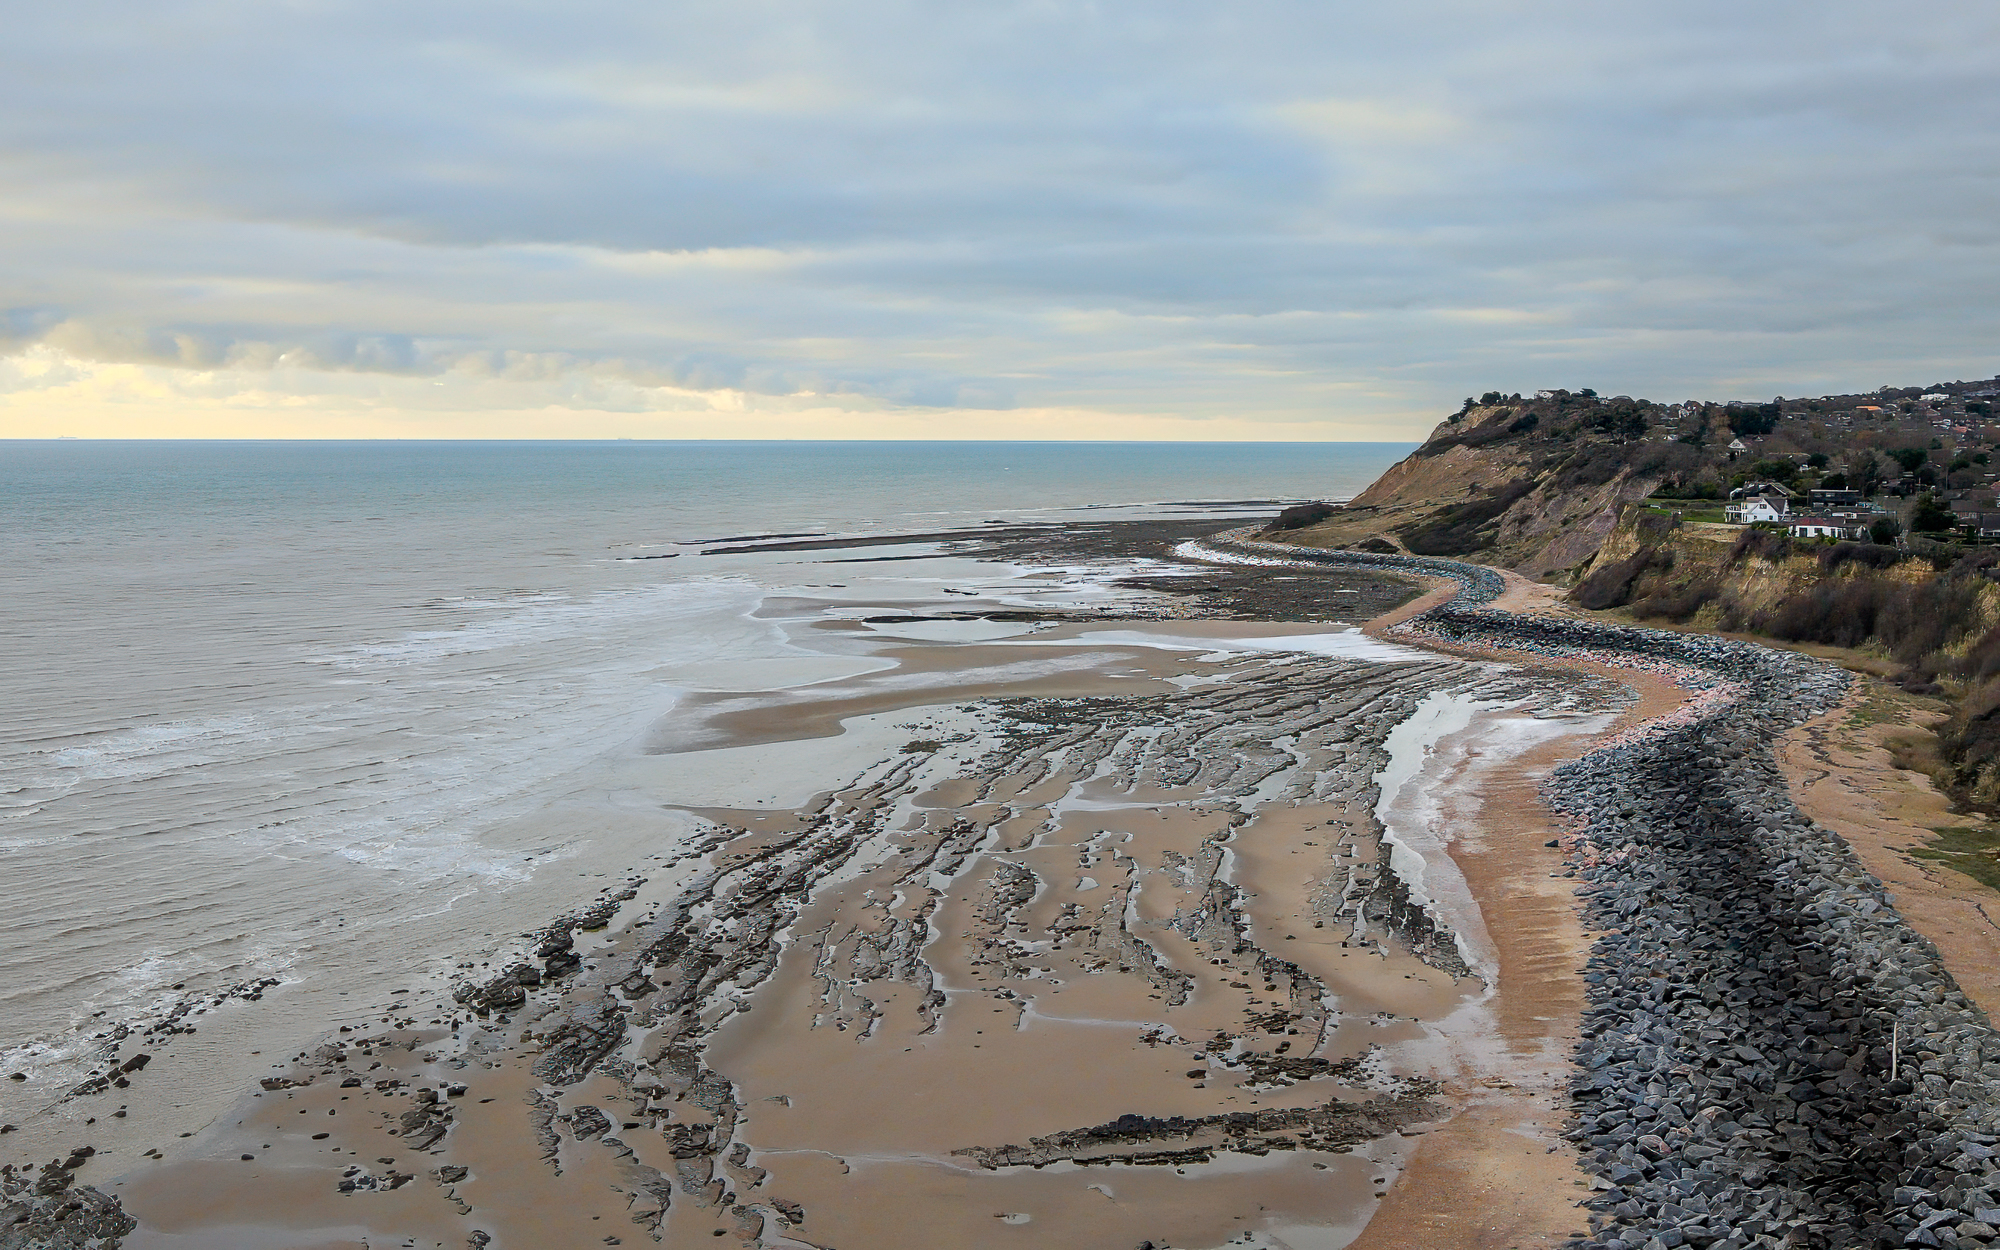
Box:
[1821,472,1848,489]
[1729,408,1778,437]
[1850,452,1882,495]
[1593,399,1648,439]
[1911,493,1955,534]
[1807,452,1829,469]
[1870,516,1903,545]
[1889,447,1929,473]
[1480,391,1504,406]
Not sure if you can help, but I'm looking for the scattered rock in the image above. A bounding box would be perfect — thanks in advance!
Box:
[566,1105,612,1141]
[952,1094,1441,1170]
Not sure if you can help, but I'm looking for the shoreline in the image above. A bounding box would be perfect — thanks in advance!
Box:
[20,518,1996,1250]
[16,519,1506,1249]
[94,626,1549,1248]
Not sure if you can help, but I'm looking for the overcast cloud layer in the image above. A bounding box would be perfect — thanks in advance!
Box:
[4,0,1999,438]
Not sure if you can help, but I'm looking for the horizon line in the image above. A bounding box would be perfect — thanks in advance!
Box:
[3,436,1425,446]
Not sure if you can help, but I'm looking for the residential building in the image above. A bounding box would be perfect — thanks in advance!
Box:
[1789,516,1868,540]
[1727,497,1791,524]
[1729,481,1796,500]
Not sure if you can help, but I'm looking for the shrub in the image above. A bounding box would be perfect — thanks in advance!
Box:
[1729,528,1793,564]
[1820,542,1903,573]
[1629,579,1720,621]
[1749,458,1799,484]
[1632,511,1679,544]
[1414,415,1521,457]
[1749,580,1888,649]
[1552,446,1638,492]
[1271,502,1336,531]
[1571,546,1669,610]
[1399,479,1537,555]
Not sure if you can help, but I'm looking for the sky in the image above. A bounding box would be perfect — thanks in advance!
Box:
[4,1,2000,440]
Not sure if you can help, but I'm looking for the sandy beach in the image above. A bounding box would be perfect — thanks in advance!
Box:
[1,523,1592,1249]
[18,519,1978,1250]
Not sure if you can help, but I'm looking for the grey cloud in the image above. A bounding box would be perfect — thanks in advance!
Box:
[5,0,2000,426]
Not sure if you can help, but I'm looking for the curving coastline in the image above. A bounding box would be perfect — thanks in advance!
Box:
[14,519,2000,1249]
[16,526,1591,1250]
[1204,531,2000,1250]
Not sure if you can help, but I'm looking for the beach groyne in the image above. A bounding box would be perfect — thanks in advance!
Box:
[1208,534,2000,1250]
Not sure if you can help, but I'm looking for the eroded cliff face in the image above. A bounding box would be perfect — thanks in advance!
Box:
[1568,510,2000,813]
[1569,512,1959,628]
[1268,401,1675,582]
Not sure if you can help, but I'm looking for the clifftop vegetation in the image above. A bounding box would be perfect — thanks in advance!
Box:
[1271,373,2000,575]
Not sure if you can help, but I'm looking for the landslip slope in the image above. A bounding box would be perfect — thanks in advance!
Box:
[1271,394,1695,582]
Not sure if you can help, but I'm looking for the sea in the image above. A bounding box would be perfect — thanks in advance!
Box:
[0,440,1409,1106]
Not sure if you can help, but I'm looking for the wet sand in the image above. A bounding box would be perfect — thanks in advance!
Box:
[93,628,1511,1249]
[10,525,1723,1250]
[1345,661,1693,1250]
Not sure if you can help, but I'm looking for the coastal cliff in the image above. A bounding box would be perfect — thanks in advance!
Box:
[1566,505,2000,812]
[1265,392,1689,580]
[1274,378,2000,811]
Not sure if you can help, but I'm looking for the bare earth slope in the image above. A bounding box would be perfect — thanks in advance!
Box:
[1271,400,1681,581]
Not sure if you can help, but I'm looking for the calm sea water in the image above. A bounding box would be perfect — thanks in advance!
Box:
[0,440,1408,1086]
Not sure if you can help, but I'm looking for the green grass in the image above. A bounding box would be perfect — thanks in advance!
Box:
[1848,689,1911,728]
[1908,825,2000,891]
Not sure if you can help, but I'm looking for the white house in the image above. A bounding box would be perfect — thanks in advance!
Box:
[1728,437,1749,453]
[1727,497,1791,524]
[1789,516,1867,540]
